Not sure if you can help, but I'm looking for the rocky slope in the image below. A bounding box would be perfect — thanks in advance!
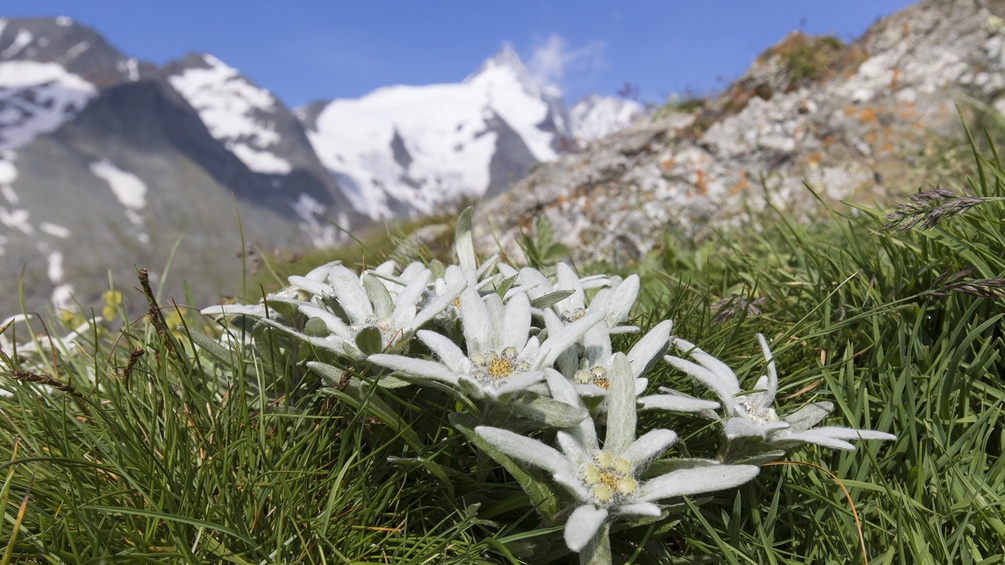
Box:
[472,0,1005,265]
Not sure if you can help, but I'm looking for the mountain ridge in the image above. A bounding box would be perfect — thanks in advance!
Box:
[0,15,638,315]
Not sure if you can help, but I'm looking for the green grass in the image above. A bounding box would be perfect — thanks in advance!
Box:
[2,132,1004,563]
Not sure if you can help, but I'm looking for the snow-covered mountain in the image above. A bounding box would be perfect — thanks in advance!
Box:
[569,95,645,143]
[0,17,363,315]
[0,17,643,315]
[299,46,574,219]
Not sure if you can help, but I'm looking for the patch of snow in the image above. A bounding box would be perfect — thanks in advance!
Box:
[292,192,324,224]
[56,16,73,27]
[293,192,342,246]
[569,95,645,142]
[0,205,31,234]
[1,29,32,59]
[127,58,139,81]
[0,61,96,151]
[62,41,89,63]
[40,222,70,238]
[89,159,146,209]
[47,251,63,283]
[1,185,18,205]
[0,153,16,188]
[231,143,292,174]
[168,54,292,174]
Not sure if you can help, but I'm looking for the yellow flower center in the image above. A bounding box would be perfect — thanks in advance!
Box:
[580,450,638,506]
[471,347,529,386]
[487,356,514,379]
[574,366,610,389]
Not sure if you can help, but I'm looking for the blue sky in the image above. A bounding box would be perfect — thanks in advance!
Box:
[4,1,917,108]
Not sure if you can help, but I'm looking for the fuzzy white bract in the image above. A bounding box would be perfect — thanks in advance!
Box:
[189,208,896,563]
[370,287,604,399]
[477,354,760,552]
[665,334,896,455]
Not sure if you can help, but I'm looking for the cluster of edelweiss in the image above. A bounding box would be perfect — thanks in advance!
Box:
[203,211,894,559]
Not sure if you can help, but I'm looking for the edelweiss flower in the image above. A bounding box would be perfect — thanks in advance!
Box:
[204,261,464,361]
[369,289,604,400]
[516,263,640,333]
[477,354,760,552]
[666,334,896,453]
[553,318,673,398]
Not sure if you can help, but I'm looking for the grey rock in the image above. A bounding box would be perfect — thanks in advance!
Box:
[473,0,1005,266]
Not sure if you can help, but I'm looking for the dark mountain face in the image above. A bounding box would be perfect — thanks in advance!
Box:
[0,18,366,315]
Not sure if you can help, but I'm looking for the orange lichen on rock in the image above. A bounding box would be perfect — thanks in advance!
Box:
[859,107,879,125]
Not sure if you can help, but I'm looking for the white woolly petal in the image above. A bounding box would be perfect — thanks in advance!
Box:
[773,426,897,450]
[782,402,834,431]
[287,276,334,298]
[390,270,430,318]
[582,323,613,364]
[554,472,591,500]
[616,502,662,518]
[491,370,546,397]
[299,304,353,338]
[556,431,592,467]
[622,429,677,466]
[564,505,608,552]
[723,416,789,440]
[501,292,531,352]
[409,280,465,330]
[556,262,586,312]
[627,320,673,378]
[303,260,341,281]
[756,334,778,409]
[665,354,739,407]
[327,266,374,323]
[804,426,896,441]
[546,368,581,405]
[639,464,759,502]
[517,267,552,299]
[538,311,605,369]
[604,353,637,456]
[634,377,648,397]
[459,287,492,354]
[200,303,267,318]
[771,429,857,451]
[546,371,598,448]
[602,274,639,326]
[417,330,470,373]
[370,260,397,278]
[638,393,721,413]
[475,426,574,476]
[368,354,459,386]
[497,262,518,279]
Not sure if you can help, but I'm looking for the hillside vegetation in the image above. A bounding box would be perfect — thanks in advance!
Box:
[0,126,1003,563]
